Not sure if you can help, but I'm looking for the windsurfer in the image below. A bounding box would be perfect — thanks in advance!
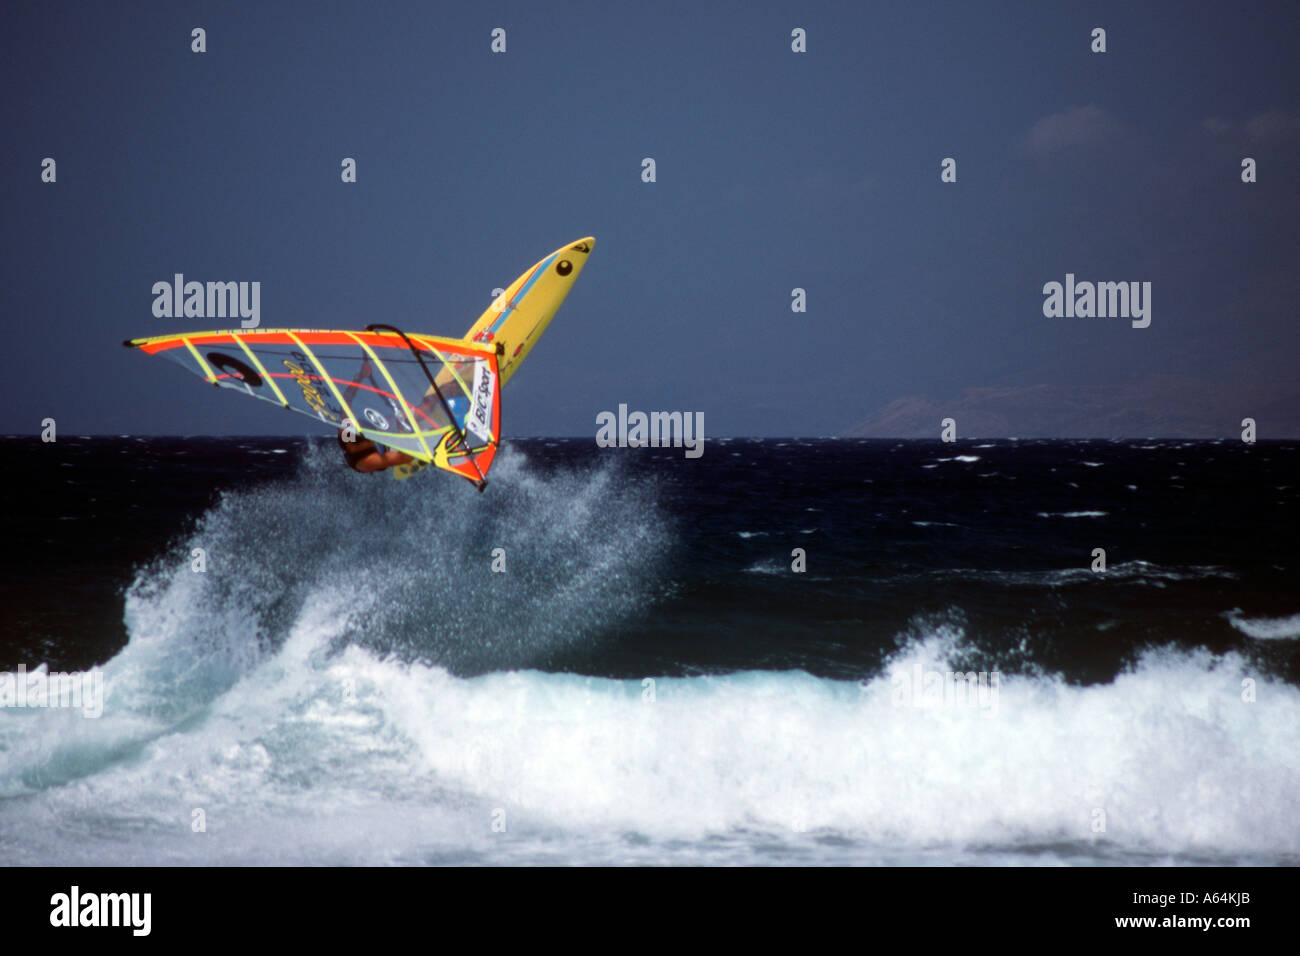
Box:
[337,429,413,474]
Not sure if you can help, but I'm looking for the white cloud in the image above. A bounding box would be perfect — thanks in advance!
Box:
[1243,109,1300,143]
[1200,109,1300,143]
[1020,105,1122,156]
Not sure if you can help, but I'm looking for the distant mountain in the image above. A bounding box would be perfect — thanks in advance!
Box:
[842,375,1300,439]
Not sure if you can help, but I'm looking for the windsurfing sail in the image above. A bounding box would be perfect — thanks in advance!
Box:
[122,327,501,488]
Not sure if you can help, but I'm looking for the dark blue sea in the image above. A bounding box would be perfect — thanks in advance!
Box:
[2,436,1298,865]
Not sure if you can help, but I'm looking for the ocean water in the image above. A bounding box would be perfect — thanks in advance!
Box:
[2,436,1298,866]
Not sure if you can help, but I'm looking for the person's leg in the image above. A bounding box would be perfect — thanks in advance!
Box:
[340,433,378,471]
[338,433,412,473]
[349,451,388,473]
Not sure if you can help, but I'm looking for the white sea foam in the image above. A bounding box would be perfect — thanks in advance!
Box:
[1225,611,1300,641]
[2,621,1296,866]
[2,450,1294,866]
[917,561,1235,589]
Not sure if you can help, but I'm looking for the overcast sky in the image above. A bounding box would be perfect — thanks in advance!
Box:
[3,1,1297,436]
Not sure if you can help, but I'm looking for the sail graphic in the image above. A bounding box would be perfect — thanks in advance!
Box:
[123,327,501,488]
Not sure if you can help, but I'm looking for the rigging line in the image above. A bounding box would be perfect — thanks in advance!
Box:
[365,324,488,487]
[343,331,437,462]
